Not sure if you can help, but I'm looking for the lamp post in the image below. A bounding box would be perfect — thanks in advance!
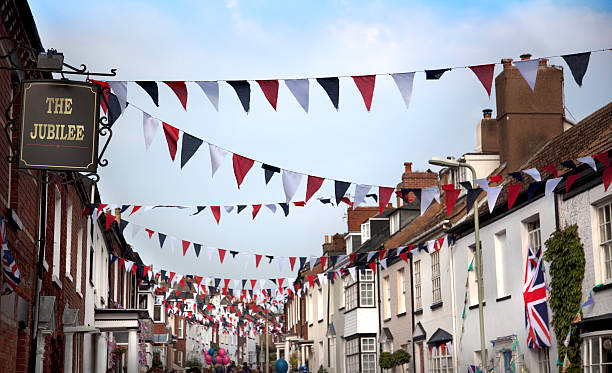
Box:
[428,157,487,373]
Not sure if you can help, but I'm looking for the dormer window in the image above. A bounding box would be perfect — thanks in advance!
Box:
[361,222,371,242]
[390,212,400,235]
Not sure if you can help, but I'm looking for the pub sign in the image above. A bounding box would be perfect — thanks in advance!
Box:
[19,80,100,172]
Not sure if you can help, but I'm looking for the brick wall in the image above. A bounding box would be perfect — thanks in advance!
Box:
[346,207,379,232]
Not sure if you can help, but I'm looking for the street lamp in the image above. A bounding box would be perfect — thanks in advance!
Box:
[428,157,487,373]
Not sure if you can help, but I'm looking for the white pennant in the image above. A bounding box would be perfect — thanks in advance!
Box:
[523,168,541,182]
[282,170,302,202]
[142,112,159,150]
[173,274,183,287]
[170,236,177,254]
[380,258,388,270]
[391,72,415,109]
[206,247,214,261]
[577,156,597,171]
[224,206,235,214]
[353,184,372,209]
[234,279,241,290]
[196,81,219,111]
[209,144,229,177]
[108,81,128,113]
[277,257,285,272]
[475,179,502,213]
[309,257,317,271]
[513,59,540,91]
[421,186,440,215]
[348,267,356,281]
[427,240,436,253]
[243,252,250,269]
[285,79,309,112]
[125,260,134,273]
[317,273,325,286]
[131,224,142,239]
[545,177,563,197]
[367,251,377,262]
[265,204,277,213]
[397,246,407,254]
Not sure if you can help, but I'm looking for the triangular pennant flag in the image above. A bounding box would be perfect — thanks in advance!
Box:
[289,257,297,271]
[224,206,235,214]
[163,81,188,110]
[282,170,302,202]
[484,186,502,213]
[227,80,251,112]
[237,205,247,214]
[193,243,202,258]
[182,240,190,256]
[399,252,409,263]
[232,154,255,189]
[119,219,129,235]
[158,233,167,248]
[320,256,328,270]
[285,79,309,112]
[309,257,317,271]
[256,80,279,110]
[603,167,612,192]
[255,254,263,268]
[299,257,307,269]
[368,262,377,274]
[465,187,483,214]
[469,64,495,97]
[130,223,142,239]
[594,152,611,169]
[210,206,221,224]
[545,177,563,197]
[527,181,542,201]
[577,156,597,171]
[180,132,203,169]
[562,52,590,87]
[378,186,394,214]
[262,164,281,185]
[252,204,262,219]
[352,75,375,111]
[391,72,415,109]
[565,173,581,194]
[145,229,155,239]
[218,249,227,264]
[170,236,178,254]
[265,204,277,214]
[541,164,558,178]
[196,81,219,111]
[105,213,115,230]
[316,77,339,110]
[348,267,356,280]
[329,256,338,267]
[508,184,522,210]
[420,186,440,215]
[513,59,540,91]
[91,80,110,113]
[136,81,159,106]
[425,68,450,80]
[380,258,388,270]
[335,181,351,204]
[305,176,325,203]
[441,184,460,216]
[107,94,123,126]
[279,203,289,217]
[509,172,524,183]
[108,81,128,113]
[209,144,229,177]
[162,122,180,161]
[129,206,142,217]
[192,206,206,216]
[353,184,372,209]
[523,167,542,182]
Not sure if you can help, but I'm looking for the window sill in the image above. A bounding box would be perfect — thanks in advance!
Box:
[383,317,391,322]
[469,302,486,310]
[52,275,63,289]
[593,282,612,293]
[66,273,73,283]
[318,319,324,323]
[496,295,511,302]
[430,301,443,310]
[338,306,345,311]
[414,309,423,315]
[396,311,407,318]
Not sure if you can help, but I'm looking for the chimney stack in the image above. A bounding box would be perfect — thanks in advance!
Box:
[397,162,438,206]
[476,109,498,153]
[482,109,493,118]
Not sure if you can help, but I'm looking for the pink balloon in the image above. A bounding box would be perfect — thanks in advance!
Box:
[223,355,230,365]
[205,355,212,363]
[218,348,226,356]
[215,356,223,364]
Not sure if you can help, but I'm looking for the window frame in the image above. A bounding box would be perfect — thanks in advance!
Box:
[52,186,62,280]
[428,344,454,373]
[431,251,441,304]
[383,276,391,319]
[597,201,612,282]
[414,260,422,310]
[581,332,612,372]
[397,268,406,314]
[361,222,371,242]
[178,318,184,339]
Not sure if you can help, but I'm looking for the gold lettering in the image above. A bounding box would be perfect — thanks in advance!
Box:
[64,98,72,115]
[46,124,55,139]
[75,125,84,141]
[29,123,39,139]
[53,98,64,114]
[67,125,76,141]
[38,124,46,139]
[45,98,54,114]
[58,125,67,140]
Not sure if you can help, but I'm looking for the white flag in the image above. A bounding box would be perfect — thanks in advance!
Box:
[142,112,159,150]
[353,184,372,209]
[131,224,142,239]
[513,59,540,91]
[224,206,235,214]
[545,177,563,197]
[348,267,356,281]
[265,204,277,214]
[391,72,415,109]
[209,144,229,177]
[282,170,302,202]
[421,186,440,215]
[285,79,309,112]
[577,156,597,171]
[523,167,542,182]
[196,81,219,111]
[309,257,317,271]
[475,179,502,213]
[108,81,128,113]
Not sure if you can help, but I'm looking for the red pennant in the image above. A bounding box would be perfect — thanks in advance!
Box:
[224,279,231,288]
[305,176,325,203]
[256,80,279,110]
[91,79,110,114]
[145,229,155,239]
[469,64,495,97]
[349,253,357,263]
[210,206,221,224]
[308,275,315,288]
[142,265,149,278]
[352,75,376,111]
[594,153,611,168]
[399,252,409,263]
[207,304,213,312]
[489,175,503,183]
[378,249,387,261]
[320,256,328,270]
[507,184,522,210]
[441,184,461,217]
[119,258,125,271]
[289,257,296,271]
[163,81,188,110]
[368,262,377,274]
[379,186,394,214]
[436,237,446,250]
[541,164,558,178]
[565,173,582,194]
[195,276,203,287]
[278,278,285,288]
[603,167,612,191]
[182,240,190,256]
[168,272,176,284]
[232,154,255,189]
[293,201,306,207]
[252,204,262,219]
[162,122,180,161]
[250,279,257,289]
[341,197,353,207]
[218,248,227,263]
[255,254,263,268]
[129,205,142,216]
[105,213,115,230]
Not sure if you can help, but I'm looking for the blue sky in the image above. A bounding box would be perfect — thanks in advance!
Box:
[29,0,612,282]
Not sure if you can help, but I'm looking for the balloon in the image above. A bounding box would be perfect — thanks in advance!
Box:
[208,347,215,356]
[275,359,289,373]
[218,348,226,356]
[223,355,230,364]
[205,355,212,364]
[215,355,223,364]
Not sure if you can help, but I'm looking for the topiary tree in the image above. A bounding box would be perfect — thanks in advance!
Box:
[544,225,585,373]
[392,349,411,373]
[379,352,394,370]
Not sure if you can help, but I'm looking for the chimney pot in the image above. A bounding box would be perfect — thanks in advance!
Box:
[501,58,513,68]
[482,109,493,118]
[539,58,548,66]
[520,53,532,60]
[404,162,412,173]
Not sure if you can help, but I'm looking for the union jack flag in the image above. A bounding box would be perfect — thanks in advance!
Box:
[523,245,551,349]
[1,216,21,295]
[467,364,481,373]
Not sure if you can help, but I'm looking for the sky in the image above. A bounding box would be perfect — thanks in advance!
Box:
[29,0,612,283]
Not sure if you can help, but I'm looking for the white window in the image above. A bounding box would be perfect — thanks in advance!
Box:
[528,219,542,251]
[360,269,374,282]
[360,283,375,307]
[414,260,422,310]
[345,338,359,373]
[52,186,62,279]
[429,345,454,373]
[362,353,376,373]
[383,276,391,319]
[468,248,478,306]
[598,201,612,281]
[361,337,376,352]
[397,268,406,314]
[76,221,83,292]
[65,198,72,278]
[361,222,371,241]
[309,293,314,324]
[431,251,441,303]
[390,213,400,235]
[582,333,612,373]
[494,230,507,298]
[339,277,345,309]
[178,318,184,339]
[330,338,336,369]
[177,351,183,366]
[317,288,324,322]
[538,349,550,373]
[346,282,357,310]
[154,304,162,322]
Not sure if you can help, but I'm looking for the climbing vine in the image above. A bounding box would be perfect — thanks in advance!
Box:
[543,225,585,373]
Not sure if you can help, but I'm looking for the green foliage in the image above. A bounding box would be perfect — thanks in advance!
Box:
[544,225,585,373]
[186,358,203,368]
[152,352,162,368]
[317,364,327,373]
[392,349,411,366]
[290,352,299,370]
[379,352,394,369]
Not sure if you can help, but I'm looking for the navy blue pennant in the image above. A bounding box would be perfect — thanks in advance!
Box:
[192,206,206,215]
[527,181,542,201]
[158,233,167,248]
[334,180,351,204]
[227,80,251,112]
[466,188,483,214]
[316,77,340,109]
[279,203,289,216]
[136,81,159,106]
[562,52,590,87]
[425,68,450,80]
[193,243,201,257]
[180,132,204,169]
[262,164,281,184]
[509,172,523,182]
[237,205,247,214]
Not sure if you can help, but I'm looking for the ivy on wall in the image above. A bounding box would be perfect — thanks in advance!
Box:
[543,225,585,373]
